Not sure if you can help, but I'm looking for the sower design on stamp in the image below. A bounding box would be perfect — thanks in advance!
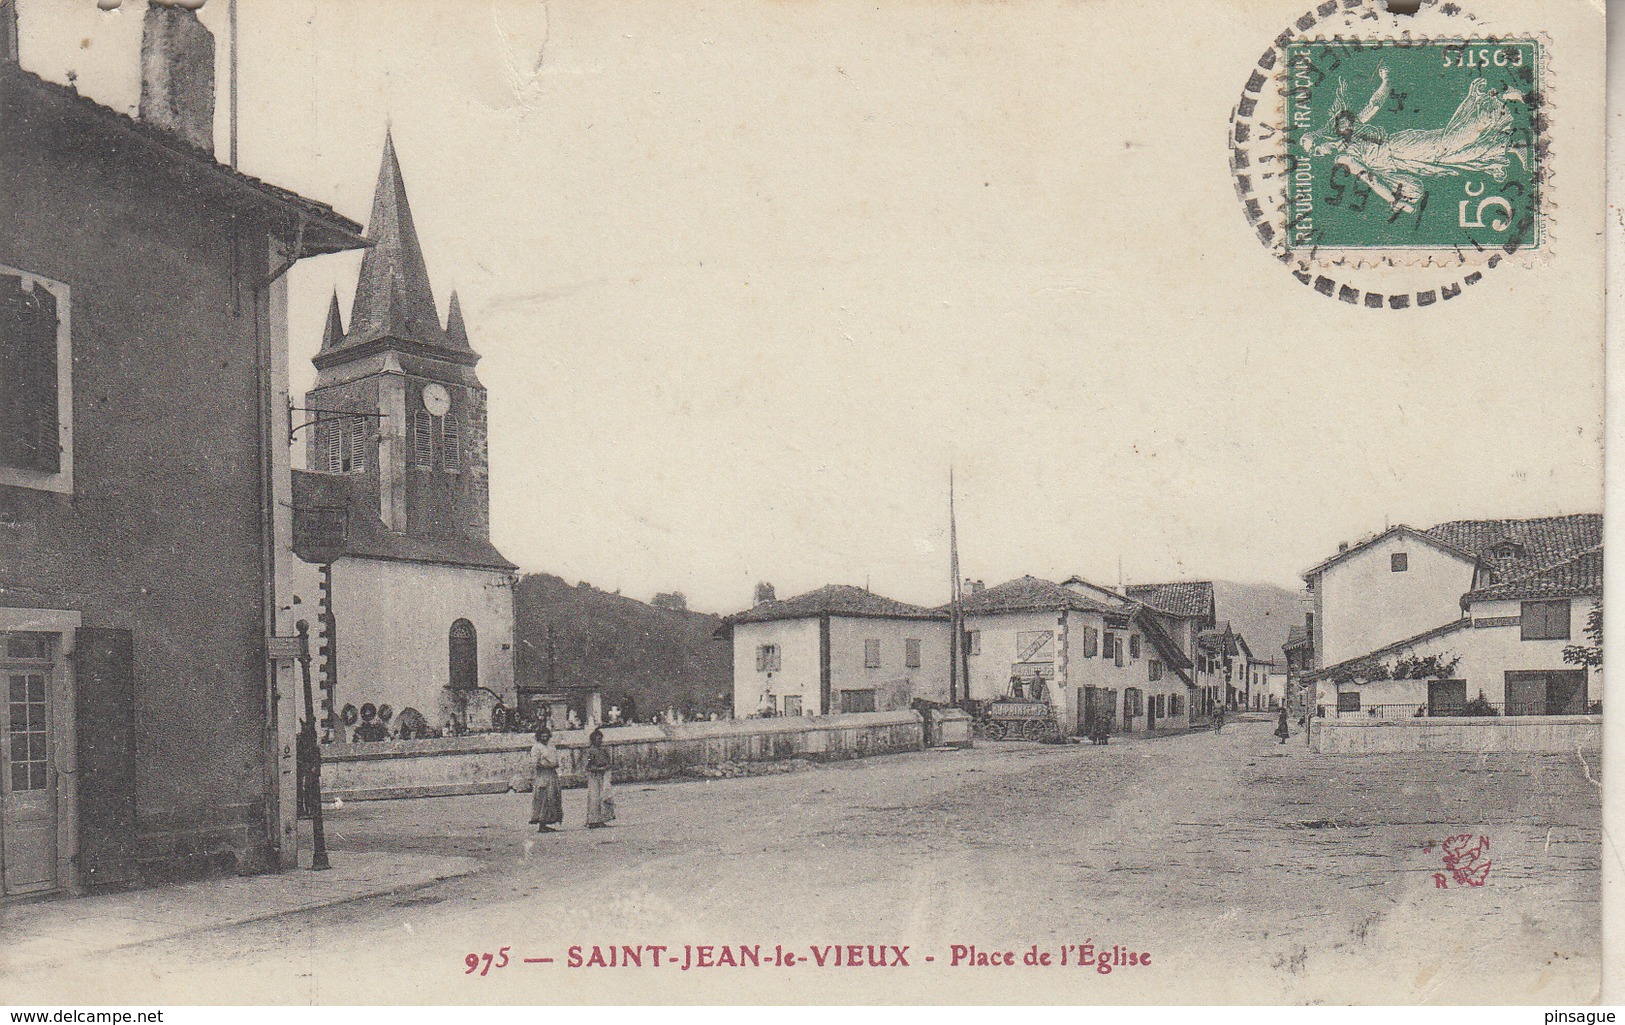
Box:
[1285,39,1543,255]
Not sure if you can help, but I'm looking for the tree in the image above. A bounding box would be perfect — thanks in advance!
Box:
[1563,598,1603,669]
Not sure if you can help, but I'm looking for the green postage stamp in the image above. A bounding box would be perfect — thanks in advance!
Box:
[1284,38,1544,256]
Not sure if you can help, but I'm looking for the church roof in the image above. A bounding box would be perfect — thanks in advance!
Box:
[316,130,476,369]
[291,470,517,572]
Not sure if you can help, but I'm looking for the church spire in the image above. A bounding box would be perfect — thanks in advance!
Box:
[444,290,471,351]
[345,128,445,350]
[319,290,345,351]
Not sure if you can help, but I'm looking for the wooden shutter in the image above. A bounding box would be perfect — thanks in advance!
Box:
[75,627,137,889]
[0,274,61,473]
[346,415,366,472]
[441,414,460,467]
[413,411,436,468]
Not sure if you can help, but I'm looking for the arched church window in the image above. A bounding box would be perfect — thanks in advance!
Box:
[413,410,435,469]
[442,414,460,470]
[449,618,478,690]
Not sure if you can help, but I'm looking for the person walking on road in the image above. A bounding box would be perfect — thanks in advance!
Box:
[529,728,564,833]
[1275,705,1291,744]
[1213,705,1226,734]
[585,728,617,829]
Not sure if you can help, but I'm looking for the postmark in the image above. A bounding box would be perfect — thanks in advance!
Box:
[1229,0,1557,309]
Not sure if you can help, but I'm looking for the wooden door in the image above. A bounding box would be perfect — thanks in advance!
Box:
[1504,671,1547,717]
[1427,679,1466,716]
[77,628,136,889]
[1545,671,1588,715]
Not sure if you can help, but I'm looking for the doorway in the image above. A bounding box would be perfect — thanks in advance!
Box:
[1427,678,1466,716]
[3,631,59,897]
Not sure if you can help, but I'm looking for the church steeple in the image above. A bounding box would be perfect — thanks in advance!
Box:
[445,290,470,350]
[319,290,345,351]
[343,129,446,352]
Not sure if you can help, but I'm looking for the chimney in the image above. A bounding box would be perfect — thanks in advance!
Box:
[1337,541,1349,553]
[2,0,18,64]
[139,1,216,154]
[753,582,776,607]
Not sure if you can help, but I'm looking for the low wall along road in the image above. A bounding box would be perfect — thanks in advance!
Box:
[1310,715,1601,754]
[322,710,927,801]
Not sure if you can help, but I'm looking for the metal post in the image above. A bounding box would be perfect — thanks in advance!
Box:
[296,620,331,871]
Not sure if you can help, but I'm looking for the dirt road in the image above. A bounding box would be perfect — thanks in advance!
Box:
[4,719,1600,1004]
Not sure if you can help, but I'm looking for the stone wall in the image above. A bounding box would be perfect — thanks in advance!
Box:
[322,710,926,801]
[1310,715,1601,754]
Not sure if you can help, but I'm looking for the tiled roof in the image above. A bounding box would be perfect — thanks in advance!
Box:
[1283,624,1311,652]
[959,576,1121,616]
[4,63,366,256]
[1123,581,1214,620]
[1303,618,1472,683]
[725,584,947,625]
[1463,546,1603,604]
[1304,513,1602,580]
[291,470,517,572]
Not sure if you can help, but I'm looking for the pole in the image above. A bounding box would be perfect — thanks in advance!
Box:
[948,467,962,705]
[228,0,239,168]
[296,620,332,870]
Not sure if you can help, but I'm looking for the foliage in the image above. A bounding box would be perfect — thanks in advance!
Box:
[1563,599,1603,669]
[1461,691,1498,717]
[1323,651,1460,685]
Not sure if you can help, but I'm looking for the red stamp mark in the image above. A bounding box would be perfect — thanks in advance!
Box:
[1424,834,1492,888]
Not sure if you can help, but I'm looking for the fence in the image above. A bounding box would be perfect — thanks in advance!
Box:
[321,710,927,801]
[1322,701,1600,720]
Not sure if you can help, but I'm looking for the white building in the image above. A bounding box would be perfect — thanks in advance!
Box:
[1301,515,1601,717]
[720,585,952,716]
[964,577,1195,734]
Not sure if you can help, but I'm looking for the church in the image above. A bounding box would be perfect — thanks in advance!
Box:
[290,132,518,742]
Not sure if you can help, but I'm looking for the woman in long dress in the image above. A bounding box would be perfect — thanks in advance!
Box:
[1302,66,1523,215]
[529,728,564,833]
[584,728,616,829]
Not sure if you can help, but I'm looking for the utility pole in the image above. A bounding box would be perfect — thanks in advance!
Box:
[228,0,239,168]
[296,620,331,871]
[948,467,963,705]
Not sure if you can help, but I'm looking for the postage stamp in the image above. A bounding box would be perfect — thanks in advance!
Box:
[1284,38,1544,256]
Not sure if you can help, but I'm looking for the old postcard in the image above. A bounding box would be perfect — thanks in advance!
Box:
[0,0,1609,1007]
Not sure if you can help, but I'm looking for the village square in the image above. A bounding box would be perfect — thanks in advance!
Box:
[0,0,1605,1007]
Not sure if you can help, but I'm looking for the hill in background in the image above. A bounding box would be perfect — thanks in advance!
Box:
[513,573,733,720]
[1214,580,1305,664]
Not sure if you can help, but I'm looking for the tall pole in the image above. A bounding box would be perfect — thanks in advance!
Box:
[948,467,963,705]
[228,0,239,168]
[296,620,332,871]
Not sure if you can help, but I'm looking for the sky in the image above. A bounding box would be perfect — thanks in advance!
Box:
[16,0,1606,615]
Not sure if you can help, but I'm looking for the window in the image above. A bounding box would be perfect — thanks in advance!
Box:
[1170,693,1182,716]
[1391,552,1408,572]
[1081,626,1098,658]
[442,413,460,471]
[413,410,435,468]
[864,639,881,668]
[782,694,803,716]
[1520,600,1571,641]
[1114,637,1124,668]
[1155,694,1166,717]
[841,689,877,714]
[7,670,48,791]
[1148,659,1163,682]
[965,630,981,656]
[1103,632,1115,663]
[322,415,367,474]
[756,644,780,672]
[905,638,922,668]
[0,268,71,492]
[448,618,478,689]
[1337,690,1361,712]
[1129,634,1142,659]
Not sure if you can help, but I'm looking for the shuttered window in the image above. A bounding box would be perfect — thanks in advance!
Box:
[413,410,435,468]
[1081,626,1098,658]
[0,272,61,474]
[756,644,780,672]
[1129,634,1142,659]
[1520,600,1570,641]
[905,638,922,668]
[442,413,460,470]
[864,639,881,668]
[1148,659,1163,682]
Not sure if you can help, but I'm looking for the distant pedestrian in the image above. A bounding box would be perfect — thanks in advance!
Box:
[529,728,564,833]
[1275,706,1290,744]
[584,728,616,829]
[1213,705,1226,734]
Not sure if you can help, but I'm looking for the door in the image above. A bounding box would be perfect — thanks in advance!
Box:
[1504,671,1548,717]
[3,633,58,895]
[1427,679,1467,716]
[1545,671,1588,715]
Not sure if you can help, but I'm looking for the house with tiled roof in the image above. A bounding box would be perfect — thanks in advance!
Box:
[962,577,1194,736]
[719,584,950,717]
[1301,515,1602,719]
[1117,580,1221,720]
[1,3,367,894]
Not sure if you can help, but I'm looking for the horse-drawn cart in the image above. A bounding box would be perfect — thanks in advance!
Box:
[973,698,1062,742]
